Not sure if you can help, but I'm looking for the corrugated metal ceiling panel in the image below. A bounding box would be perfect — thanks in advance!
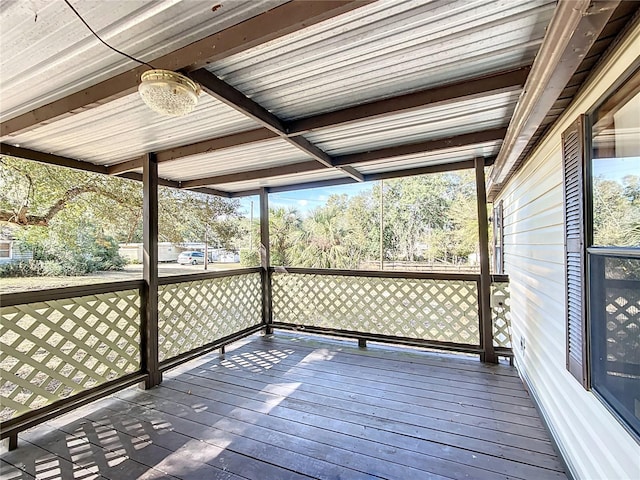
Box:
[207,0,554,120]
[158,138,313,182]
[304,91,519,155]
[214,169,347,193]
[355,141,501,174]
[0,0,286,120]
[3,93,257,165]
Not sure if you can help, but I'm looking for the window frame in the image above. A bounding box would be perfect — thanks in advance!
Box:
[0,242,10,258]
[582,64,640,442]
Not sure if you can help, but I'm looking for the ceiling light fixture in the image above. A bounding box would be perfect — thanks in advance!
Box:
[64,0,202,118]
[138,69,201,117]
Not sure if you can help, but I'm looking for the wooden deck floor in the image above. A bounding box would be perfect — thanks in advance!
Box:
[1,333,568,480]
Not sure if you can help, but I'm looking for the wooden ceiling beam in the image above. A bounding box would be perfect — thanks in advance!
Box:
[489,0,619,195]
[229,157,496,197]
[186,186,233,198]
[333,127,507,166]
[180,161,324,189]
[184,129,502,190]
[1,144,107,174]
[107,156,145,175]
[106,128,278,175]
[1,1,371,138]
[188,68,365,182]
[364,157,495,182]
[0,143,234,197]
[286,67,531,135]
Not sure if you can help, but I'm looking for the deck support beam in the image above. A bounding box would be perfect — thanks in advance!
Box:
[141,153,162,388]
[260,188,273,335]
[475,157,497,363]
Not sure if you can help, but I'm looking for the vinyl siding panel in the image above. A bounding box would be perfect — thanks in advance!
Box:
[495,19,640,480]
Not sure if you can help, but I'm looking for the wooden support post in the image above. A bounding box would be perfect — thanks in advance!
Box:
[475,157,497,363]
[1,434,18,451]
[141,153,162,388]
[220,345,226,356]
[260,188,273,334]
[358,339,367,348]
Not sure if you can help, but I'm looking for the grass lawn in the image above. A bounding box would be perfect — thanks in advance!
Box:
[0,262,247,294]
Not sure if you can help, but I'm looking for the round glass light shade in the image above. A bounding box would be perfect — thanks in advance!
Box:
[138,69,200,117]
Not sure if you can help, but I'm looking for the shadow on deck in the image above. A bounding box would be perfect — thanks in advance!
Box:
[1,333,568,480]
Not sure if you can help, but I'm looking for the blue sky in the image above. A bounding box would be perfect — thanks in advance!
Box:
[238,182,375,218]
[592,156,639,181]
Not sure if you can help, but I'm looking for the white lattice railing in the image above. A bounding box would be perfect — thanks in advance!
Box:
[272,272,481,346]
[0,269,510,426]
[0,288,141,422]
[158,272,262,362]
[491,281,512,348]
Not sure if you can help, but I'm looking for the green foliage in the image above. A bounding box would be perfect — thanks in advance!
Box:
[269,207,302,266]
[0,156,489,275]
[0,261,37,277]
[0,156,245,277]
[158,188,244,247]
[239,248,259,267]
[264,171,482,270]
[12,223,125,276]
[291,199,365,269]
[592,174,640,247]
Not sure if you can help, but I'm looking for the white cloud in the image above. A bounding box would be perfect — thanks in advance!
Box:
[297,199,309,206]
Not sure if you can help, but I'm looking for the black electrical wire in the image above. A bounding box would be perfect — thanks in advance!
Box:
[63,0,157,70]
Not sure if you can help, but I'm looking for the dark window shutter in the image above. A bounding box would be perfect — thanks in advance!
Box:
[561,115,588,388]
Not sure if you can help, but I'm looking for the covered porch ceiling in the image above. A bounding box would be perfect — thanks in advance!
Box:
[1,0,637,198]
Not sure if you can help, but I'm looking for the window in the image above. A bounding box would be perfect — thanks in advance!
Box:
[563,67,640,439]
[0,242,9,258]
[588,67,640,438]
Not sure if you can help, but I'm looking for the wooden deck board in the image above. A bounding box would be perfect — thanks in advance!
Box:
[1,332,568,480]
[204,346,541,413]
[167,371,558,459]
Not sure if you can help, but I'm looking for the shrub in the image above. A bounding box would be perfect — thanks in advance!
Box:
[2,228,126,277]
[0,261,37,277]
[240,248,260,267]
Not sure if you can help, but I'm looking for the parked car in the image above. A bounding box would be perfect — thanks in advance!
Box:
[177,251,205,265]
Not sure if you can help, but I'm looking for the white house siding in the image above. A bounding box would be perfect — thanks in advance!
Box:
[495,20,640,480]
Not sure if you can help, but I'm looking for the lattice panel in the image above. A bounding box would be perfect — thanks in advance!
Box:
[158,273,262,361]
[604,283,640,364]
[272,273,479,345]
[491,282,512,348]
[0,290,141,422]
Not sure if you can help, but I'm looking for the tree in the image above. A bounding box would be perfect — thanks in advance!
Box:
[269,207,302,266]
[291,196,366,269]
[158,188,242,248]
[380,175,452,261]
[447,171,479,262]
[0,156,141,234]
[345,189,380,261]
[592,174,640,247]
[0,156,244,276]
